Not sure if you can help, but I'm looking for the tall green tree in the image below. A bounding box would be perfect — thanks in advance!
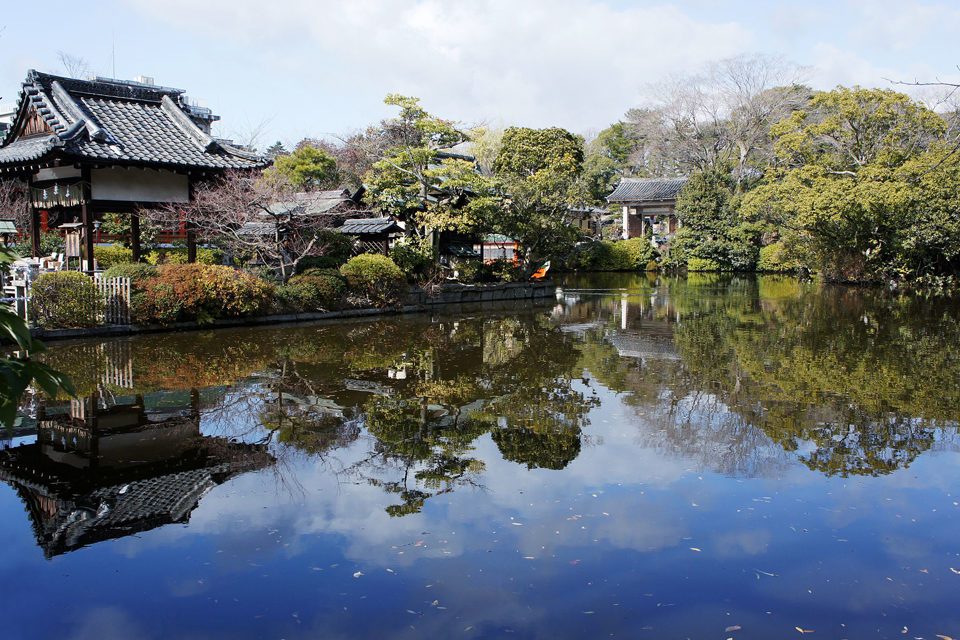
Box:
[492,127,586,264]
[743,86,952,282]
[670,167,763,271]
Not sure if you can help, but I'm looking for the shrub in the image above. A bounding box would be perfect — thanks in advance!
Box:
[569,238,658,271]
[339,254,407,307]
[277,271,347,312]
[30,271,103,329]
[489,259,525,282]
[145,247,222,265]
[94,244,133,269]
[102,262,157,285]
[686,257,722,272]
[454,259,488,283]
[139,264,274,324]
[389,236,435,280]
[757,241,806,273]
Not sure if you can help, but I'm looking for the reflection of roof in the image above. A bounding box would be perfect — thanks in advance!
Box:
[0,70,266,170]
[606,178,687,203]
[338,217,402,235]
[0,427,273,558]
[606,329,679,360]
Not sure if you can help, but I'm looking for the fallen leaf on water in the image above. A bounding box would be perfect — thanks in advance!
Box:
[352,571,363,578]
[690,547,702,552]
[950,568,960,575]
[795,627,815,634]
[936,635,955,640]
[725,625,742,632]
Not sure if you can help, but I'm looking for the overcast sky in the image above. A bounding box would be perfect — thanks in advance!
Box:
[1,0,958,149]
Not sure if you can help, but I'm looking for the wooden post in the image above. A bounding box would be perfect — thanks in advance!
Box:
[82,203,95,274]
[30,205,41,257]
[130,212,141,262]
[186,222,197,264]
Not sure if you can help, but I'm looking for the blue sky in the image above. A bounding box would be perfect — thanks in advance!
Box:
[1,0,958,149]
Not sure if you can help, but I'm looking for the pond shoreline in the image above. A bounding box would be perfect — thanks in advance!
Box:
[30,280,558,341]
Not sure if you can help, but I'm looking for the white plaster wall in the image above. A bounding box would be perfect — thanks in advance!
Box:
[91,167,189,203]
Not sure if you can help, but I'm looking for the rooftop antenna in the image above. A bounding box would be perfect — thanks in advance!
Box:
[111,33,116,79]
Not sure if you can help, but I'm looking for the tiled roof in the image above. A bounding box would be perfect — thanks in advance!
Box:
[268,190,361,217]
[606,178,687,203]
[338,217,402,235]
[0,70,267,171]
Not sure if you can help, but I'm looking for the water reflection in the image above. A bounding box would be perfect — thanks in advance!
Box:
[2,275,959,637]
[1,390,273,557]
[15,276,959,529]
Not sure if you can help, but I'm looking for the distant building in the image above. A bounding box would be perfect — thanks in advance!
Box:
[607,177,687,244]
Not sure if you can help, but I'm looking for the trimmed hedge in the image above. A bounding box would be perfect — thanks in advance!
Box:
[570,238,659,271]
[93,245,133,269]
[339,254,407,307]
[30,271,104,329]
[145,247,222,266]
[102,262,157,285]
[138,264,274,324]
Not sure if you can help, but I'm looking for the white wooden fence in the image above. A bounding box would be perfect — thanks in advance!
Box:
[4,273,133,327]
[93,275,132,325]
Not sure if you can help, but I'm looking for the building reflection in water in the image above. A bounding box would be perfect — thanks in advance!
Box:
[0,389,274,558]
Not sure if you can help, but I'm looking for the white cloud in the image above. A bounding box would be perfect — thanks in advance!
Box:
[122,0,750,132]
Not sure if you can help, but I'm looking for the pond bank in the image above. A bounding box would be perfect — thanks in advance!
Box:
[30,280,557,341]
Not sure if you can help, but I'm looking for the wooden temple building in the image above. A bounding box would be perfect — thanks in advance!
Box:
[607,177,687,245]
[0,70,267,268]
[0,391,273,558]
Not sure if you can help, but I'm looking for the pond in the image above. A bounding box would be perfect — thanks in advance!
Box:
[2,273,959,639]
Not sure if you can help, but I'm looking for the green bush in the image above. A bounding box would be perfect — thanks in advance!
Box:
[145,247,222,266]
[489,259,525,282]
[757,241,806,273]
[389,236,435,280]
[277,271,347,312]
[139,264,274,324]
[339,254,407,307]
[686,257,723,272]
[101,262,158,285]
[570,238,658,271]
[94,244,133,269]
[454,259,488,283]
[30,271,103,329]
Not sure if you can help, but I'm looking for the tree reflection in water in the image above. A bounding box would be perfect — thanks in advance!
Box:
[19,275,960,530]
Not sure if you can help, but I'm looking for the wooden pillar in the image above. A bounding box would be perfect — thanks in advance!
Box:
[82,203,95,274]
[130,212,142,263]
[186,222,197,264]
[30,205,41,257]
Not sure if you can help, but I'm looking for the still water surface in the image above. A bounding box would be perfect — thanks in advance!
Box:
[2,274,959,639]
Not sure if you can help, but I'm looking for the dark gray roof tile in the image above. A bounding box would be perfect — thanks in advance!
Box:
[606,178,687,203]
